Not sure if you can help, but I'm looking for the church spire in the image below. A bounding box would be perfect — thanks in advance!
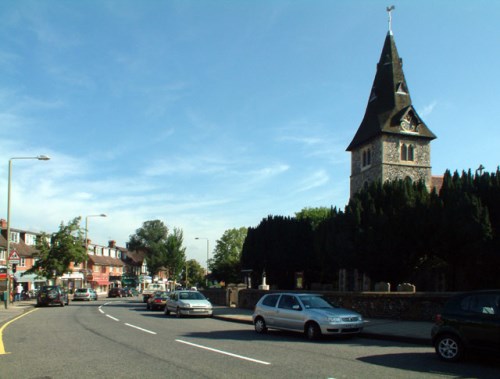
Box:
[346,11,436,152]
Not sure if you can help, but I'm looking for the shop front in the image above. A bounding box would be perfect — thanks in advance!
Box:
[60,272,84,293]
[87,273,110,295]
[14,271,47,291]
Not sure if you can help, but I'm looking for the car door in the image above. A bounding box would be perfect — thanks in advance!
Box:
[258,294,281,328]
[169,292,179,312]
[275,295,304,331]
[461,293,500,351]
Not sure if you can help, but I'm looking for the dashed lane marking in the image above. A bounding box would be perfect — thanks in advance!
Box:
[176,339,271,365]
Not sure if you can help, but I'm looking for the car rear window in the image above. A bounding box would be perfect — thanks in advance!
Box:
[261,294,280,307]
[76,289,87,293]
[460,294,500,315]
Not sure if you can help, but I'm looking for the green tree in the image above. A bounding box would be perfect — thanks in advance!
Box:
[210,227,247,284]
[164,228,187,279]
[295,207,333,230]
[26,217,87,281]
[128,220,186,278]
[181,259,205,288]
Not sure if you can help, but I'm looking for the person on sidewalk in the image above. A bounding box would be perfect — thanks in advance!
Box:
[15,283,23,302]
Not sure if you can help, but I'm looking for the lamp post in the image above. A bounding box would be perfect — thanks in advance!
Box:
[195,237,209,288]
[84,214,106,287]
[5,155,50,308]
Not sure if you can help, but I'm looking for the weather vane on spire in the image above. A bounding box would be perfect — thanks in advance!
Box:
[386,5,395,34]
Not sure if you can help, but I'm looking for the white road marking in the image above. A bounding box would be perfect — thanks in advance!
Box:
[125,323,157,335]
[106,314,119,321]
[176,339,271,365]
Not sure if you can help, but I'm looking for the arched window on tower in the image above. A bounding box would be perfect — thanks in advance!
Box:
[401,144,407,161]
[408,145,414,161]
[401,143,415,161]
[362,147,372,168]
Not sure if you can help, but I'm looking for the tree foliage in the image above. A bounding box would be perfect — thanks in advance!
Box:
[241,168,500,291]
[210,227,247,284]
[128,220,186,278]
[26,217,87,280]
[181,259,205,288]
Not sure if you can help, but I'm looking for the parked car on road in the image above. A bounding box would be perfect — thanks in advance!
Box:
[164,290,213,317]
[431,290,500,362]
[122,287,138,297]
[73,288,98,301]
[252,293,364,340]
[36,285,69,307]
[147,291,169,311]
[108,287,127,298]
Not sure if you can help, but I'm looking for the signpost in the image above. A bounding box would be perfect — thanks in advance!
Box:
[9,250,20,265]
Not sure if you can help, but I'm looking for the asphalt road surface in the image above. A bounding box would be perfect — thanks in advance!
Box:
[1,299,499,378]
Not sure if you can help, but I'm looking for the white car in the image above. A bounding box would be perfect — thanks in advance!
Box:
[73,288,98,301]
[164,290,213,317]
[253,293,363,340]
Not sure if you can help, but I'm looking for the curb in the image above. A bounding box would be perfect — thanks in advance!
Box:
[213,315,253,325]
[359,331,430,346]
[213,314,431,346]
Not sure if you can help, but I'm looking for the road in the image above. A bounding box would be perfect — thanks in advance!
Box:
[1,299,499,378]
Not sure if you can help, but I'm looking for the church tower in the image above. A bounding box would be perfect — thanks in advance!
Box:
[346,9,436,198]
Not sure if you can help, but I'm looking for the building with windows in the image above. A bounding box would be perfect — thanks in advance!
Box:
[346,23,437,197]
[83,239,125,294]
[0,218,46,291]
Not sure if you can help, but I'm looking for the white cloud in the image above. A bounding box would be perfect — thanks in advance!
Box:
[293,170,329,193]
[419,101,437,118]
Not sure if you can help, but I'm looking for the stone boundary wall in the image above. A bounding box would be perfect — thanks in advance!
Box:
[233,289,454,321]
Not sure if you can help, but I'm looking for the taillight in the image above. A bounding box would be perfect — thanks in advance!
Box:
[434,314,442,324]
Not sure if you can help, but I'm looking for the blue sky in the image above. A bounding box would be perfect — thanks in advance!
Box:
[1,1,499,266]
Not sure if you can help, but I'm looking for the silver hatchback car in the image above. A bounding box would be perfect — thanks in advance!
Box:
[164,290,213,317]
[73,288,98,301]
[253,293,364,340]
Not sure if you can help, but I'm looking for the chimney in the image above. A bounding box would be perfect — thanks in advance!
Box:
[0,219,6,229]
[109,240,116,248]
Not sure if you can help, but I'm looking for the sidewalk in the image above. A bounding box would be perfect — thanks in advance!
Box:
[0,299,36,325]
[1,302,433,346]
[212,306,433,345]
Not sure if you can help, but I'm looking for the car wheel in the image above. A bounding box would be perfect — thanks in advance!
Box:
[176,307,182,318]
[164,307,170,316]
[254,317,268,334]
[435,334,463,362]
[60,300,65,307]
[305,322,321,340]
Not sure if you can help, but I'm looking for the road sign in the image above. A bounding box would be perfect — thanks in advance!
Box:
[8,250,20,264]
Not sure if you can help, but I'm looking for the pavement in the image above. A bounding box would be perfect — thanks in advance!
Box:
[1,300,433,346]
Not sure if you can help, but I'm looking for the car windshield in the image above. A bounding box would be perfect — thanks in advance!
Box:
[76,289,87,293]
[179,292,205,300]
[299,295,337,309]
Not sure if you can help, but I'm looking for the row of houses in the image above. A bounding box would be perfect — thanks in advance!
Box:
[0,219,158,294]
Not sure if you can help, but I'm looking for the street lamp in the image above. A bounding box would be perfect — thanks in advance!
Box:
[195,237,209,288]
[84,214,107,287]
[5,155,50,308]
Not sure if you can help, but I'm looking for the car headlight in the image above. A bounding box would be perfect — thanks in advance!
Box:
[327,317,342,323]
[180,302,191,307]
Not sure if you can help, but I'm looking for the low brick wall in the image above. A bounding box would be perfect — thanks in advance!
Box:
[236,289,454,321]
[200,288,227,306]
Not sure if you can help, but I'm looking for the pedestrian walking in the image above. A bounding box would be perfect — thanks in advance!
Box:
[15,283,23,302]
